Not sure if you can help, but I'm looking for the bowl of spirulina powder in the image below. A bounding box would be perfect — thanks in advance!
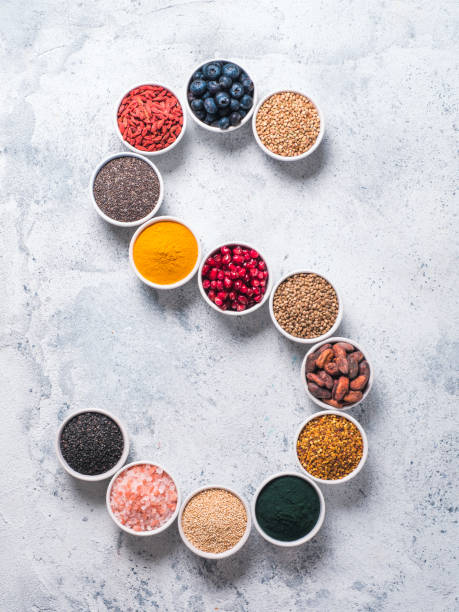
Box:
[252,472,325,546]
[90,153,163,227]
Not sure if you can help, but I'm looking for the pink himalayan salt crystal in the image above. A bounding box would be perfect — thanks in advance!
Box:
[110,464,177,532]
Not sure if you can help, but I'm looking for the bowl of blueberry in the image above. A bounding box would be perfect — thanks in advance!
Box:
[186,59,256,132]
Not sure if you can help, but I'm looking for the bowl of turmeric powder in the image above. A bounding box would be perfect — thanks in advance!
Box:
[129,216,201,289]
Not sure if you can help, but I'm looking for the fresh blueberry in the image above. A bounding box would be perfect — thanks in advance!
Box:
[240,94,253,110]
[203,63,222,79]
[218,107,230,117]
[240,72,248,81]
[204,113,217,124]
[211,121,221,128]
[230,82,243,99]
[229,111,242,126]
[202,91,211,99]
[191,98,204,111]
[194,109,206,121]
[192,70,204,80]
[190,79,207,97]
[215,92,230,108]
[239,109,247,118]
[223,63,241,80]
[218,75,232,90]
[187,92,195,102]
[241,78,254,94]
[218,116,230,129]
[229,98,240,111]
[204,97,217,114]
[207,80,221,95]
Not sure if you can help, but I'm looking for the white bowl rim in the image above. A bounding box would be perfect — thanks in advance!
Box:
[269,269,343,343]
[129,216,201,290]
[294,410,369,484]
[56,408,129,482]
[90,152,164,227]
[197,241,272,316]
[252,89,324,161]
[114,82,187,156]
[251,471,325,547]
[177,484,252,559]
[301,336,374,411]
[185,58,256,133]
[106,460,181,537]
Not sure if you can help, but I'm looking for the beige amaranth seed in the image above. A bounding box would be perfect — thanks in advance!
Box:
[273,273,339,339]
[255,91,320,157]
[181,488,247,554]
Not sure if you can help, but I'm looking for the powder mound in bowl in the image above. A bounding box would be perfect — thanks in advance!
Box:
[93,156,160,223]
[110,464,178,532]
[273,273,339,339]
[60,412,124,475]
[181,488,247,554]
[297,414,364,480]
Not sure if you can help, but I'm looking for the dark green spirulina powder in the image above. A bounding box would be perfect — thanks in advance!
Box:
[255,475,321,542]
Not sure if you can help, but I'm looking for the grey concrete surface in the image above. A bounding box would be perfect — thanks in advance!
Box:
[1,1,458,610]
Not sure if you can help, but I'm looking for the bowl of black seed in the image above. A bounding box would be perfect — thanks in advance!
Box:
[90,152,163,227]
[56,409,129,481]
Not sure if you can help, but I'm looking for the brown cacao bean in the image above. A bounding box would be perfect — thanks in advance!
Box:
[359,360,370,377]
[335,376,349,401]
[333,344,347,358]
[347,353,359,379]
[324,360,339,377]
[323,399,344,409]
[316,348,334,369]
[308,382,332,400]
[306,373,325,387]
[353,351,364,363]
[316,343,332,356]
[343,390,363,403]
[350,375,368,391]
[335,342,355,352]
[306,352,317,373]
[336,356,349,375]
[318,370,334,390]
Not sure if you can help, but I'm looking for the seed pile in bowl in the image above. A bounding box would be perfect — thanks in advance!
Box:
[93,156,160,223]
[188,61,254,129]
[273,273,338,338]
[297,414,363,480]
[60,412,124,476]
[201,244,268,311]
[181,488,247,554]
[110,464,178,532]
[255,91,320,157]
[117,84,183,152]
[306,341,370,407]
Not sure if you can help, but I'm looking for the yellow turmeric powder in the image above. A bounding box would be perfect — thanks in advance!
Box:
[133,221,198,285]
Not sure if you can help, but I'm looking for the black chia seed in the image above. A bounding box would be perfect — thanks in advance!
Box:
[93,156,160,223]
[60,412,124,475]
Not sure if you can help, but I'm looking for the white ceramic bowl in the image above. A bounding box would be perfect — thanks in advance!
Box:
[186,58,256,133]
[56,408,129,482]
[129,216,201,290]
[269,270,342,343]
[252,471,325,547]
[198,241,272,316]
[90,152,164,228]
[178,485,252,559]
[302,337,374,411]
[295,410,369,485]
[114,82,187,156]
[252,90,324,161]
[106,461,180,537]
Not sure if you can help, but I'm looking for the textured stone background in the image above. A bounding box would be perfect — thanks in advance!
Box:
[1,1,458,611]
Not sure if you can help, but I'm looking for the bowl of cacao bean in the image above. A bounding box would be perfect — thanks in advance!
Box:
[269,270,343,344]
[301,337,373,410]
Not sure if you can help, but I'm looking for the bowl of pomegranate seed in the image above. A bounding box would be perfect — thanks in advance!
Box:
[198,243,271,315]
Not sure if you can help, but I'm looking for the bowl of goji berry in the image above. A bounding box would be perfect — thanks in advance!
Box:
[198,242,271,315]
[115,83,187,156]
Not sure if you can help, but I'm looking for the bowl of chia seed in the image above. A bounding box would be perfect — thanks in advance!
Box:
[90,152,164,227]
[56,408,129,482]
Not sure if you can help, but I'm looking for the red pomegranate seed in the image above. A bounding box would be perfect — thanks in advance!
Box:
[210,280,217,289]
[258,271,264,280]
[221,246,231,255]
[229,292,237,301]
[202,264,210,276]
[253,287,261,295]
[220,303,228,311]
[228,263,237,271]
[249,268,258,278]
[236,303,246,311]
[234,280,242,291]
[209,268,218,280]
[243,250,250,260]
[217,270,225,280]
[208,290,216,301]
[252,279,260,287]
[223,278,232,289]
[250,249,258,258]
[247,261,256,269]
[207,257,216,266]
[253,294,262,302]
[259,280,266,287]
[231,301,238,310]
[232,255,243,264]
[230,271,238,279]
[240,284,248,294]
[222,254,231,264]
[216,280,223,290]
[214,297,223,307]
[233,247,242,256]
[238,295,248,305]
[247,288,253,297]
[202,279,211,289]
[258,260,266,270]
[217,291,227,301]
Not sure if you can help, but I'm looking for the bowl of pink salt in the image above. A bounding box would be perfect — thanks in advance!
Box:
[106,461,180,536]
